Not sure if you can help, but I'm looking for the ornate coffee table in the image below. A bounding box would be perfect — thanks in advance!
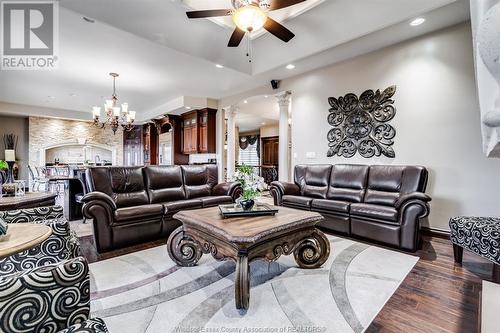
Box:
[169,206,330,310]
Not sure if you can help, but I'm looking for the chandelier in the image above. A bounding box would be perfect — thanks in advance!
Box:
[92,73,136,134]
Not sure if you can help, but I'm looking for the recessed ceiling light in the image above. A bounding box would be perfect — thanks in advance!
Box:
[286,64,295,70]
[215,64,224,69]
[264,95,269,98]
[261,122,266,125]
[69,93,77,97]
[185,106,191,110]
[410,18,425,26]
[82,16,95,23]
[243,100,248,104]
[47,96,55,99]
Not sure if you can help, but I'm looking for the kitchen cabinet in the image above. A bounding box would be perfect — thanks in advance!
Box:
[123,125,143,166]
[181,109,216,154]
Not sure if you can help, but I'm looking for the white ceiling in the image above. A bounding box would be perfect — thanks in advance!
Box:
[235,95,280,132]
[0,0,470,122]
[181,0,325,40]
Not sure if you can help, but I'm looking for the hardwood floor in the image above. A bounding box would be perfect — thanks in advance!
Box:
[80,233,492,333]
[367,235,491,333]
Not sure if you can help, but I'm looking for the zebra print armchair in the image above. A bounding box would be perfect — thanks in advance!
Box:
[0,206,80,274]
[0,257,108,333]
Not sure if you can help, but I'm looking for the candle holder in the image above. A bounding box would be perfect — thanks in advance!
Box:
[2,161,16,197]
[15,180,26,197]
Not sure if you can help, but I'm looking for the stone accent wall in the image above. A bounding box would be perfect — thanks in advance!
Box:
[29,117,123,166]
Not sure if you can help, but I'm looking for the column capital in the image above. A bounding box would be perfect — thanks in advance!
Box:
[226,105,239,116]
[276,91,291,108]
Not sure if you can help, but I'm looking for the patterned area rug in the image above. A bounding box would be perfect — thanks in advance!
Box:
[89,236,417,333]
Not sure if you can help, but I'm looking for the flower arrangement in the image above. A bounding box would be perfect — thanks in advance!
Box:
[0,160,7,171]
[232,164,266,210]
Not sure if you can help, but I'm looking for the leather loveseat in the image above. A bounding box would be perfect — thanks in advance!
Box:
[82,165,241,252]
[270,164,431,252]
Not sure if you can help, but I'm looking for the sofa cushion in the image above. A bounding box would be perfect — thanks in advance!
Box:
[182,165,218,199]
[144,166,186,203]
[364,166,404,206]
[350,203,398,222]
[114,204,164,222]
[199,196,233,208]
[109,167,149,207]
[282,195,313,209]
[294,165,332,199]
[327,164,369,202]
[164,199,202,214]
[311,199,350,214]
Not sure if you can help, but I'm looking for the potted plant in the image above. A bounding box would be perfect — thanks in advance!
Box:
[232,164,266,211]
[0,160,7,173]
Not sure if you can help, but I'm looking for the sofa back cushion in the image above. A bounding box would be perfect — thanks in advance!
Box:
[327,164,369,202]
[182,165,218,199]
[294,165,332,199]
[364,165,428,206]
[144,166,185,203]
[87,167,149,208]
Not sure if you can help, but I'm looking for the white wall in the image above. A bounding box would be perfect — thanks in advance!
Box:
[260,125,279,138]
[0,116,29,181]
[223,23,500,231]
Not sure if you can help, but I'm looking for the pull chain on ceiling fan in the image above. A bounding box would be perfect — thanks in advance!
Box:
[186,0,305,48]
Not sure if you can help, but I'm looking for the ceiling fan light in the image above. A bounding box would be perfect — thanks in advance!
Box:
[233,6,267,32]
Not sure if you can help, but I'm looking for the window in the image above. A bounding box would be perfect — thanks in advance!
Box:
[239,141,259,166]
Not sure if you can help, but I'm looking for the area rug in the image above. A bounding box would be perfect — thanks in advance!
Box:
[89,236,418,333]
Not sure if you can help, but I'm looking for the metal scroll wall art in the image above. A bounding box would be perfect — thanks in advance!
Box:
[327,85,397,158]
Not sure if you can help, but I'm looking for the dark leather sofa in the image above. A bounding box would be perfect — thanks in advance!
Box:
[82,165,241,252]
[270,164,431,252]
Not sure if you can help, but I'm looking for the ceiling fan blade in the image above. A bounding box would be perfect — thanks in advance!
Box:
[186,9,232,19]
[228,27,246,47]
[269,0,307,11]
[263,17,295,43]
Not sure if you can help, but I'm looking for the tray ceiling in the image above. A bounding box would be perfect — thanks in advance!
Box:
[0,0,469,122]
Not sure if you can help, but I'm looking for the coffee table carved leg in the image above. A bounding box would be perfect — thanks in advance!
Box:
[294,230,331,269]
[235,255,250,310]
[167,226,202,267]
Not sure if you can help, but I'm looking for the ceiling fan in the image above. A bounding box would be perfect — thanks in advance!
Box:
[186,0,306,47]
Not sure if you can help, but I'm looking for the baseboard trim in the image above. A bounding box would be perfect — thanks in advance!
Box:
[421,226,450,239]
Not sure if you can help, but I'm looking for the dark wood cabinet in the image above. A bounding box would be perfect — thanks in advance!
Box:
[199,125,208,152]
[143,123,159,165]
[123,126,143,166]
[181,108,216,154]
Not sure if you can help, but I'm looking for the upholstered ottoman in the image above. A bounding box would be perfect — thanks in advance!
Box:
[449,216,500,279]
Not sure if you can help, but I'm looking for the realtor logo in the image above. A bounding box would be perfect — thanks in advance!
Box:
[1,0,59,70]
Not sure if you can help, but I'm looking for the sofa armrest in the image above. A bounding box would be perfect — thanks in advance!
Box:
[81,192,116,253]
[0,205,64,223]
[0,257,90,332]
[397,192,431,251]
[82,192,117,210]
[213,182,242,201]
[270,181,300,206]
[395,192,431,209]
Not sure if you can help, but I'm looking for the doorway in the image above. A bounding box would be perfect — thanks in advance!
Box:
[158,132,172,165]
[261,136,279,184]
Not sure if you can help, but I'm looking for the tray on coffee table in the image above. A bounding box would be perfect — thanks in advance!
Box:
[218,203,279,218]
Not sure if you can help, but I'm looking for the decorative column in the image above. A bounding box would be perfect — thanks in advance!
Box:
[216,106,226,183]
[277,92,291,181]
[226,105,238,180]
